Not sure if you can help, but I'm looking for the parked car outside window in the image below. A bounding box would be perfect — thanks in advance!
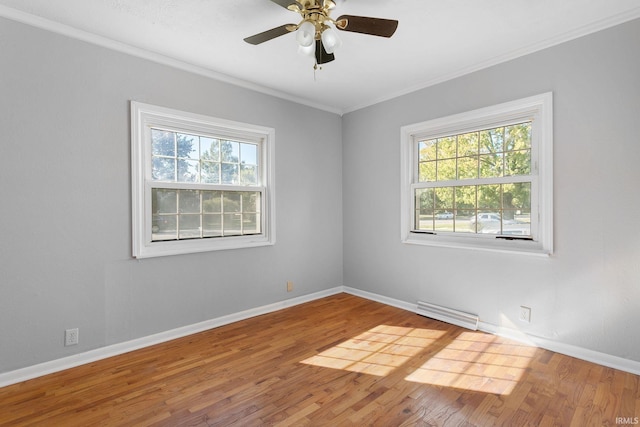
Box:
[469,213,501,224]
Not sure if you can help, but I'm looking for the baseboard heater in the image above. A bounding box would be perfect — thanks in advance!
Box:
[416,301,479,331]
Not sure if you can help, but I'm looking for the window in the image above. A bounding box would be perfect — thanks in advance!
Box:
[400,93,553,255]
[131,102,275,258]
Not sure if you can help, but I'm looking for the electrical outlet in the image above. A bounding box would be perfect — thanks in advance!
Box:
[65,328,79,346]
[287,281,293,292]
[519,306,531,323]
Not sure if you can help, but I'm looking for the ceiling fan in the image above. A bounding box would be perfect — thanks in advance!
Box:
[244,0,398,66]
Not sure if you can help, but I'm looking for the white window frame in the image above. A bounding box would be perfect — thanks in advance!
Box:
[131,101,276,258]
[400,93,553,256]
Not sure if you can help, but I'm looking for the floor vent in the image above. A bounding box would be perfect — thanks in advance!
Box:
[416,301,479,331]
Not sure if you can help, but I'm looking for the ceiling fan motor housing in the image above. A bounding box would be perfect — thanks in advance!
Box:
[289,0,343,39]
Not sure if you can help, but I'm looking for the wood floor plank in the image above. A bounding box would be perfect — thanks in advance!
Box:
[0,293,639,426]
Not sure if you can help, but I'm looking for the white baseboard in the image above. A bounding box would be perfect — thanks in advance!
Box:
[0,287,343,388]
[343,287,640,376]
[2,285,639,388]
[343,286,417,312]
[479,322,640,375]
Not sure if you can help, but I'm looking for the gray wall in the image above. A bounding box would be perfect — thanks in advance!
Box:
[2,14,639,374]
[0,17,343,372]
[343,18,640,361]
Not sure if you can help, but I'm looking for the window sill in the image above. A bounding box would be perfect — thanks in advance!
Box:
[402,232,551,257]
[134,234,274,259]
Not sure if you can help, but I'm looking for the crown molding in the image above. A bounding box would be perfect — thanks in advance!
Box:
[1,5,639,121]
[0,5,343,116]
[342,9,640,114]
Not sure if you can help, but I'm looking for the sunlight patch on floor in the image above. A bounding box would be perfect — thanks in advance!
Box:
[404,331,537,395]
[300,325,447,376]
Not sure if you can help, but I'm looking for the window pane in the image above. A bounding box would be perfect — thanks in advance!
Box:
[221,163,239,184]
[502,222,531,236]
[240,143,258,165]
[414,166,533,235]
[435,187,453,210]
[505,123,531,151]
[179,214,200,239]
[202,191,222,213]
[514,209,531,224]
[437,136,456,159]
[415,188,434,231]
[457,156,478,180]
[177,160,199,183]
[243,192,260,212]
[152,189,177,214]
[457,132,478,156]
[177,133,199,160]
[223,192,242,213]
[415,211,433,231]
[240,164,257,185]
[434,211,453,232]
[437,159,456,181]
[505,150,531,176]
[201,138,219,162]
[200,138,220,162]
[455,210,475,233]
[243,213,260,234]
[479,153,503,178]
[201,162,220,184]
[455,186,476,210]
[221,141,239,162]
[502,209,531,236]
[223,213,242,236]
[480,127,504,153]
[416,188,435,212]
[203,214,222,237]
[152,214,177,241]
[477,215,501,234]
[418,140,436,161]
[503,209,531,236]
[152,157,175,181]
[179,190,200,214]
[150,190,262,241]
[419,161,436,182]
[503,182,531,210]
[478,185,501,209]
[151,129,175,156]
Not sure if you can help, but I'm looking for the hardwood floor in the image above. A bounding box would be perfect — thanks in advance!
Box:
[1,293,638,426]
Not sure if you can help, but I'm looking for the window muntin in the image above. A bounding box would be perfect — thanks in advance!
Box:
[150,129,259,185]
[417,123,531,183]
[414,122,533,237]
[400,93,553,255]
[132,102,275,258]
[151,189,261,241]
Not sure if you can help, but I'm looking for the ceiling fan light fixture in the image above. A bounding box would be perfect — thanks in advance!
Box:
[321,25,341,54]
[244,1,399,68]
[296,20,316,47]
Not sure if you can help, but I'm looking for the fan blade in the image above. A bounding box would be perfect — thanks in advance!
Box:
[336,15,398,38]
[269,0,300,9]
[244,24,294,45]
[315,41,335,64]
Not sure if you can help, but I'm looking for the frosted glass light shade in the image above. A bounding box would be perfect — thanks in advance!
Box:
[296,21,315,47]
[321,27,342,54]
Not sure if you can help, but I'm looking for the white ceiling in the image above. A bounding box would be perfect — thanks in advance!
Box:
[1,0,639,114]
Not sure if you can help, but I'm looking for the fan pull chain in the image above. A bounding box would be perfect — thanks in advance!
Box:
[313,62,322,81]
